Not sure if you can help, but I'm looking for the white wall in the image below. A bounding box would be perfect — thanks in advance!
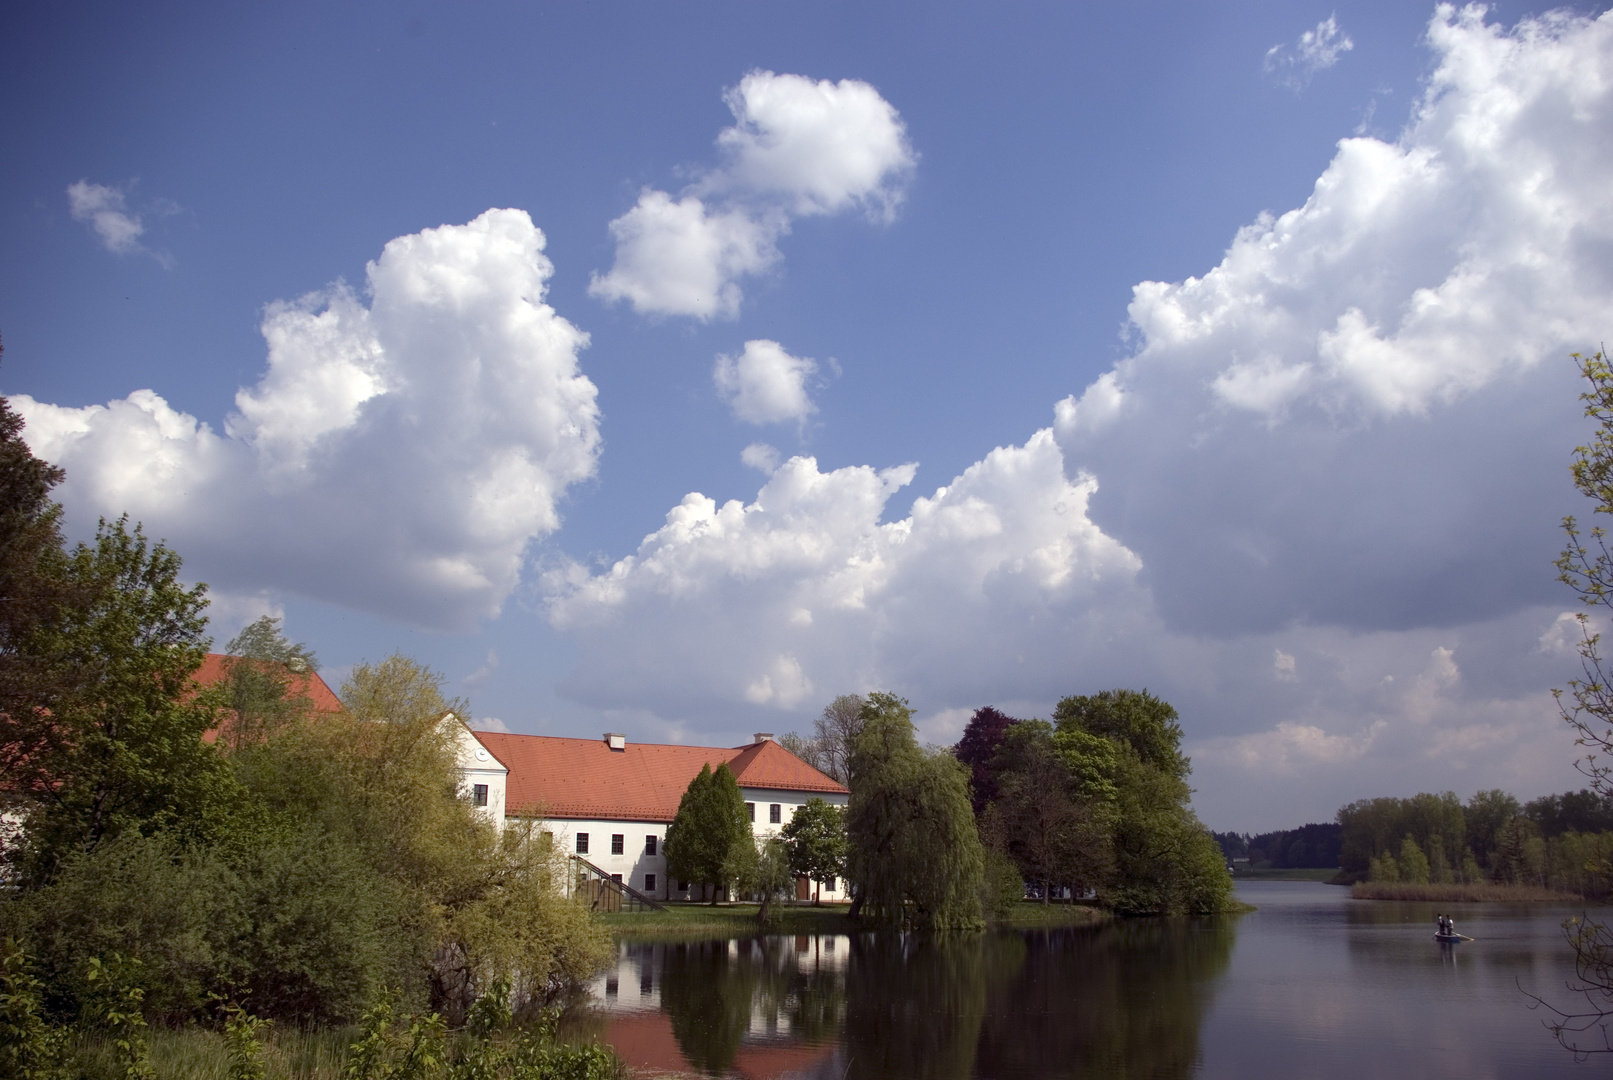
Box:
[445,716,508,825]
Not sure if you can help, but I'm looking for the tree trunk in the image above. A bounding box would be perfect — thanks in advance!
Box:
[848,884,864,920]
[1042,879,1050,905]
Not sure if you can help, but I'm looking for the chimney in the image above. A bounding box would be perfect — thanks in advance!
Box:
[753,732,774,745]
[605,732,626,751]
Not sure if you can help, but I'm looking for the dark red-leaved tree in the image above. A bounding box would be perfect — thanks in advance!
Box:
[953,707,1019,817]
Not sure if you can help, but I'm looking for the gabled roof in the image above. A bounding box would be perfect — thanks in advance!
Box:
[470,732,847,822]
[193,653,344,743]
[192,653,343,713]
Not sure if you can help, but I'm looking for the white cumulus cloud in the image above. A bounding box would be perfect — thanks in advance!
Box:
[589,70,915,320]
[1265,14,1355,88]
[713,339,819,426]
[1057,3,1613,638]
[542,7,1606,828]
[15,208,600,629]
[544,430,1144,716]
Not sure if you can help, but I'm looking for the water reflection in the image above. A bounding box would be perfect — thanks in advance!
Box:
[584,916,1236,1079]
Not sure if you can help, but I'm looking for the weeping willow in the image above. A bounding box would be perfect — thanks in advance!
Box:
[847,693,985,930]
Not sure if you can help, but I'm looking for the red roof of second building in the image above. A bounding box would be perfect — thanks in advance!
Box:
[193,654,344,743]
[471,732,847,822]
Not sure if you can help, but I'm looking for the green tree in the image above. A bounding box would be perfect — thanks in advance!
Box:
[846,692,984,930]
[6,517,235,887]
[1053,690,1230,914]
[664,764,750,904]
[1398,835,1431,884]
[780,797,847,903]
[981,721,1105,903]
[733,836,794,926]
[218,616,321,751]
[0,380,78,761]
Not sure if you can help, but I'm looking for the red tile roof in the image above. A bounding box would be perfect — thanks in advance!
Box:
[192,653,344,742]
[470,732,847,822]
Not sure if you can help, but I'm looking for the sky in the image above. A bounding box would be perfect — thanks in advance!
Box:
[3,1,1611,831]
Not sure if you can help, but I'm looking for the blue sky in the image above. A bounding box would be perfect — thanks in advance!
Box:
[3,1,1608,830]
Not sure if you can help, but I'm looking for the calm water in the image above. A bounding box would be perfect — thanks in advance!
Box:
[577,882,1606,1078]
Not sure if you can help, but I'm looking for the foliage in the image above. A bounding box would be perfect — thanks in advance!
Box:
[979,847,1027,922]
[217,616,322,751]
[953,706,1019,817]
[980,720,1107,902]
[779,797,847,900]
[732,837,793,927]
[220,1001,270,1080]
[664,764,751,904]
[1053,689,1188,781]
[1214,823,1341,869]
[846,692,984,930]
[0,937,66,1080]
[3,517,235,888]
[0,380,76,768]
[83,955,155,1080]
[1052,690,1230,914]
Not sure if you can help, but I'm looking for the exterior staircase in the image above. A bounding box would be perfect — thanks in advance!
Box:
[570,854,667,912]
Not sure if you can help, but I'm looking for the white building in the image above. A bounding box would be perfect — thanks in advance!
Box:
[445,720,850,903]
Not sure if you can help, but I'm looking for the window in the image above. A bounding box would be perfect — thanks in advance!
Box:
[610,873,622,884]
[746,802,755,822]
[644,873,657,892]
[645,835,658,856]
[770,803,782,824]
[576,833,589,855]
[472,784,488,807]
[611,834,624,855]
[824,877,837,891]
[678,880,689,892]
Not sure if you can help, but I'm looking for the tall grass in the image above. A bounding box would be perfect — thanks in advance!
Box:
[1351,881,1579,902]
[67,1028,354,1080]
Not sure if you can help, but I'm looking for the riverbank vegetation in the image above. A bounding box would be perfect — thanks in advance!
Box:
[1350,881,1577,902]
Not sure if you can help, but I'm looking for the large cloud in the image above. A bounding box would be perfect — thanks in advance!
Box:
[1057,2,1613,637]
[544,6,1608,826]
[589,70,915,320]
[16,209,600,629]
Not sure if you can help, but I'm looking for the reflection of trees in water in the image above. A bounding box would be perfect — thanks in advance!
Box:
[658,938,847,1076]
[974,919,1236,1080]
[649,921,1232,1080]
[843,933,1025,1080]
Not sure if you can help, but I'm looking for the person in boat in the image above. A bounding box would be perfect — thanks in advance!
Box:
[1436,913,1449,936]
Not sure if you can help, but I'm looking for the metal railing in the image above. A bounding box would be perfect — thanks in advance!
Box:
[570,855,667,912]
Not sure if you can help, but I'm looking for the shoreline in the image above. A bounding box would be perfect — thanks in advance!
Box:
[598,900,1111,940]
[1350,881,1587,903]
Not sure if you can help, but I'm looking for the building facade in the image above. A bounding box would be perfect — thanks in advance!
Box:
[446,722,850,903]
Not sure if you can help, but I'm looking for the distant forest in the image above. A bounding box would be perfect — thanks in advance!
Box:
[1213,823,1341,869]
[1215,787,1613,872]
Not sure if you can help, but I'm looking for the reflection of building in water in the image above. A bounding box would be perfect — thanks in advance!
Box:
[588,936,851,1078]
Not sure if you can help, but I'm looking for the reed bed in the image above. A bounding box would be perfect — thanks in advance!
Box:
[1350,881,1581,903]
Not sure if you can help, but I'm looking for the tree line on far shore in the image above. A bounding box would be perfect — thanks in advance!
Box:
[1335,788,1613,897]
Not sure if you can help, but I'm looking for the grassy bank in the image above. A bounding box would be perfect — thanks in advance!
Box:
[601,899,1112,940]
[1350,881,1582,902]
[600,901,861,940]
[1231,867,1339,882]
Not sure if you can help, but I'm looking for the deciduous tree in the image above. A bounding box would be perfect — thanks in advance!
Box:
[953,706,1018,817]
[780,797,846,903]
[846,692,983,929]
[665,764,750,904]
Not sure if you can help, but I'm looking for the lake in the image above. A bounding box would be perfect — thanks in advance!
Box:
[578,881,1606,1078]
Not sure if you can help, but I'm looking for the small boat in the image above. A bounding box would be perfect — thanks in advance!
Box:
[1434,932,1472,943]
